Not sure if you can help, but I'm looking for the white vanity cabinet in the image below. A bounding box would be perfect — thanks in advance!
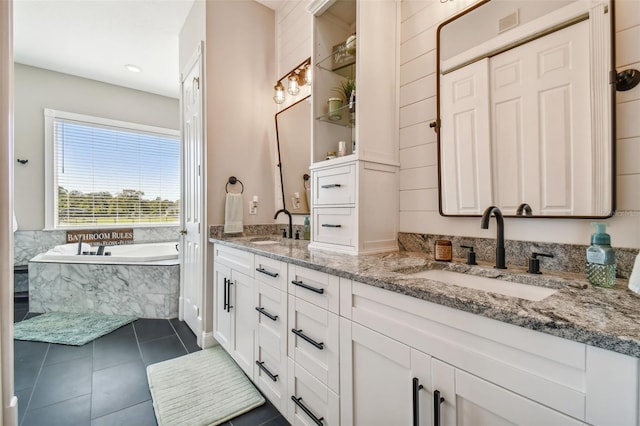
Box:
[287,264,341,424]
[340,279,640,426]
[253,254,289,414]
[213,245,255,378]
[308,0,399,255]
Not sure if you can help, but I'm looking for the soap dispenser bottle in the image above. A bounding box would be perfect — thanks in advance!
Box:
[586,222,616,287]
[303,216,310,240]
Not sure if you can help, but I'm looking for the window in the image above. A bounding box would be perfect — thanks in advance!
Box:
[45,109,180,229]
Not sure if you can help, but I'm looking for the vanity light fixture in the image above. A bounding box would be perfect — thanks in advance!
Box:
[272,57,311,104]
[287,72,300,96]
[273,82,285,104]
[125,64,142,73]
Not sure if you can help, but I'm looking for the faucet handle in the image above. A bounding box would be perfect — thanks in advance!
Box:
[528,252,554,274]
[461,245,477,265]
[280,228,287,238]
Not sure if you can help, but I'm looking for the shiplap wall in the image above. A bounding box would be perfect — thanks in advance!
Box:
[399,0,640,249]
[276,0,312,110]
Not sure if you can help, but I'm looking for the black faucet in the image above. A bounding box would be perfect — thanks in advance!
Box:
[516,203,533,216]
[480,206,506,269]
[274,208,293,239]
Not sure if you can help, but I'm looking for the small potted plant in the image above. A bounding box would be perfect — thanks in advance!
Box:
[333,77,355,105]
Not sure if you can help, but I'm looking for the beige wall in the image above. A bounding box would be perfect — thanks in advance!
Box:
[398,0,640,249]
[13,64,180,230]
[206,1,276,226]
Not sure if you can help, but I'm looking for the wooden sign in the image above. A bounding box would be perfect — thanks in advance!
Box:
[66,229,134,246]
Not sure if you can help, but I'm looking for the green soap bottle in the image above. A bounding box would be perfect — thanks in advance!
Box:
[586,222,616,287]
[303,216,310,240]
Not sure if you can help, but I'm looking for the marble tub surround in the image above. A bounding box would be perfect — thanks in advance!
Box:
[14,226,180,266]
[211,236,640,358]
[398,232,640,280]
[29,261,179,319]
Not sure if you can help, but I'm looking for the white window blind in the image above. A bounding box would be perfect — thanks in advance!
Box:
[45,110,180,228]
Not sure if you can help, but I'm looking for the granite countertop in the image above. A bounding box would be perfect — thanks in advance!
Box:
[210,236,640,358]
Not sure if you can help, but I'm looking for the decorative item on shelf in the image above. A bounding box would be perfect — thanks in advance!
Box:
[345,33,356,55]
[327,98,343,121]
[325,151,337,160]
[332,38,356,71]
[337,141,346,157]
[272,57,311,104]
[333,76,355,105]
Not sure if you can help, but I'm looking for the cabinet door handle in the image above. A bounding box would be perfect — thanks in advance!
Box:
[255,361,278,382]
[434,390,445,426]
[226,280,233,312]
[291,280,324,294]
[321,224,342,228]
[255,306,278,321]
[321,183,341,188]
[291,396,324,426]
[412,378,424,426]
[223,277,228,311]
[291,329,324,350]
[256,267,278,278]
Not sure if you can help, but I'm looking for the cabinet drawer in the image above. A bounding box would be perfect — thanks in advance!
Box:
[313,163,356,206]
[288,295,339,393]
[255,323,288,415]
[313,207,355,247]
[255,281,287,341]
[288,264,339,314]
[287,358,339,426]
[214,244,254,277]
[255,255,288,291]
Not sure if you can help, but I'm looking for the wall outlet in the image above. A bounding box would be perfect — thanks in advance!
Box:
[249,201,257,215]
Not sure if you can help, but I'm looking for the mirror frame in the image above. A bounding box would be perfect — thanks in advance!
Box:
[435,0,617,219]
[275,95,312,215]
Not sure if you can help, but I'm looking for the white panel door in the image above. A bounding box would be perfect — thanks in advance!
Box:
[490,21,591,215]
[180,41,205,341]
[440,59,492,214]
[340,319,433,426]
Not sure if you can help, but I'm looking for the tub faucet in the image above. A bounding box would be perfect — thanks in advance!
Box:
[481,206,507,269]
[274,208,293,239]
[77,236,83,255]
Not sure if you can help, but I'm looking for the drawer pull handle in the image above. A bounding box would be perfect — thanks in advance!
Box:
[255,361,278,382]
[291,329,324,350]
[255,306,278,321]
[291,280,324,294]
[434,389,445,426]
[413,377,424,426]
[321,224,342,228]
[291,396,324,425]
[256,267,278,278]
[321,183,341,188]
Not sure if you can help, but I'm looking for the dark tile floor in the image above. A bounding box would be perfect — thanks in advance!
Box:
[14,300,288,426]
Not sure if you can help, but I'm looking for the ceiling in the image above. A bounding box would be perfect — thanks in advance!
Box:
[13,0,196,99]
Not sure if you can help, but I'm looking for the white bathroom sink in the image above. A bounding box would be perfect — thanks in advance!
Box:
[250,240,281,246]
[407,269,558,301]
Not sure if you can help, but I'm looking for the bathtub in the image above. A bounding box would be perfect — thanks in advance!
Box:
[29,242,180,318]
[31,241,179,264]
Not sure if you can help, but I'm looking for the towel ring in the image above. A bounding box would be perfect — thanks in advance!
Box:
[226,176,244,194]
[303,173,310,190]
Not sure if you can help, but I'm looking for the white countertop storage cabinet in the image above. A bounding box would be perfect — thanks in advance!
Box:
[308,0,400,255]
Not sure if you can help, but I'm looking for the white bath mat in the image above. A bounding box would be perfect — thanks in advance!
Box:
[147,346,265,426]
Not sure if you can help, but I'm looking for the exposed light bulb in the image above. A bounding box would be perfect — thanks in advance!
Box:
[273,82,285,104]
[304,64,312,86]
[287,73,300,96]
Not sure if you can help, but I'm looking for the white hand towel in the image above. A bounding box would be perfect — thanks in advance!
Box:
[224,192,244,234]
[628,253,640,294]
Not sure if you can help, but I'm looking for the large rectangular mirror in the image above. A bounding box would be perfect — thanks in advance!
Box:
[276,96,311,215]
[436,0,615,218]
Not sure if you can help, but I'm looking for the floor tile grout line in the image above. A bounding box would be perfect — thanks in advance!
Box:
[131,321,146,366]
[20,343,51,425]
[168,319,190,354]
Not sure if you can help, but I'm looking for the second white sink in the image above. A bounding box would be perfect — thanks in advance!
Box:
[407,269,558,301]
